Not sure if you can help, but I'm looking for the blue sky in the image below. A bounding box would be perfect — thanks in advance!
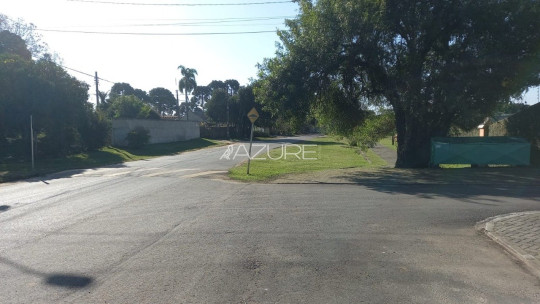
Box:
[3,0,299,103]
[3,0,539,105]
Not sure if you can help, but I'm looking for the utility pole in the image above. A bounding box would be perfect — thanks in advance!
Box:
[227,86,231,139]
[30,115,34,170]
[94,72,99,107]
[226,99,230,139]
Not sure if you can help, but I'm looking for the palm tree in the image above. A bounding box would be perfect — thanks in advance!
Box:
[97,90,109,110]
[177,65,198,120]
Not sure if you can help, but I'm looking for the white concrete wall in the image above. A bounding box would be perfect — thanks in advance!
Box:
[112,119,200,146]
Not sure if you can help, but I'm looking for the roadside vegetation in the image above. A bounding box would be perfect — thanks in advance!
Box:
[229,136,386,182]
[0,138,223,183]
[255,0,540,168]
[378,137,398,151]
[0,16,272,181]
[2,6,539,183]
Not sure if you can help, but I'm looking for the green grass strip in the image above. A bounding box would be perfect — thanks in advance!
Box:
[378,137,398,151]
[229,136,386,182]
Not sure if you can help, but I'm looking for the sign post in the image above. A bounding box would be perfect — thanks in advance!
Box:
[246,107,259,175]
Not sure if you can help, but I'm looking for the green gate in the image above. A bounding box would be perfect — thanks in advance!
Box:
[430,137,530,166]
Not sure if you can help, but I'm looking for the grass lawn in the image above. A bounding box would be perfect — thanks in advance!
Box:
[253,136,278,141]
[379,136,398,151]
[439,164,471,168]
[229,136,387,182]
[0,138,224,183]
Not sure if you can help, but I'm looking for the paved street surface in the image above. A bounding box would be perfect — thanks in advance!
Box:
[1,136,539,303]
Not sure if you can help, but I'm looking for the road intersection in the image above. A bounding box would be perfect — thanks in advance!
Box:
[0,136,539,303]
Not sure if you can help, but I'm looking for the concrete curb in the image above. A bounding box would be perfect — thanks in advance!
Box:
[476,212,540,280]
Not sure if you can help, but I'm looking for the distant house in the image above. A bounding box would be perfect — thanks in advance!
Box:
[161,111,205,122]
[453,103,540,165]
[476,114,513,137]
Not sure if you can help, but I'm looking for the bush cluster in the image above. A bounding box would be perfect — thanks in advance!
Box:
[126,126,150,149]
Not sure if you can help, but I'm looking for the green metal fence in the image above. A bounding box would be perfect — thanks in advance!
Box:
[430,137,531,166]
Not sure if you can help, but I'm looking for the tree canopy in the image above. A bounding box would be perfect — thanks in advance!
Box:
[225,79,240,96]
[192,85,211,108]
[0,50,109,156]
[256,0,540,167]
[108,95,160,120]
[178,65,198,118]
[149,87,176,116]
[0,30,31,60]
[0,14,53,60]
[208,80,227,92]
[109,82,135,100]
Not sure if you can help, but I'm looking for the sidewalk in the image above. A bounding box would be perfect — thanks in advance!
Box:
[371,143,397,167]
[476,211,540,279]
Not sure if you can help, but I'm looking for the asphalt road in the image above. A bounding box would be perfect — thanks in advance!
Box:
[0,136,539,303]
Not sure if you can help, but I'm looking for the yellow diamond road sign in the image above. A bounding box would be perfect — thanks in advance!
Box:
[247,107,259,123]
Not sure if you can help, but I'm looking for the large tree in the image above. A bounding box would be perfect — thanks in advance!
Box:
[0,30,31,60]
[257,0,540,167]
[178,65,198,119]
[208,80,227,92]
[0,31,110,156]
[236,85,272,138]
[109,82,135,100]
[192,85,211,108]
[149,87,176,116]
[0,14,50,59]
[205,89,229,123]
[224,79,240,96]
[108,95,160,120]
[0,52,106,156]
[133,88,150,104]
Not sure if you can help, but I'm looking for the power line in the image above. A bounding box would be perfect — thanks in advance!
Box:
[61,16,294,27]
[67,0,293,6]
[57,63,116,84]
[105,15,294,21]
[134,22,284,27]
[36,28,279,36]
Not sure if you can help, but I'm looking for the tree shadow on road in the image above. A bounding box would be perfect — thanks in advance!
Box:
[342,167,540,201]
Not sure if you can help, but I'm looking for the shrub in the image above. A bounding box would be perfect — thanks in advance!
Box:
[109,95,160,119]
[36,127,82,156]
[79,110,111,150]
[125,126,150,149]
[347,111,395,151]
[138,104,161,119]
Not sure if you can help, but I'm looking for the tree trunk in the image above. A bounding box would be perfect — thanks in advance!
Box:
[185,91,189,121]
[394,107,435,168]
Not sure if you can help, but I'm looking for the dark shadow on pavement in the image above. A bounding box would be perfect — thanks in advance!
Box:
[0,256,93,289]
[0,205,10,212]
[45,274,93,289]
[342,167,540,201]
